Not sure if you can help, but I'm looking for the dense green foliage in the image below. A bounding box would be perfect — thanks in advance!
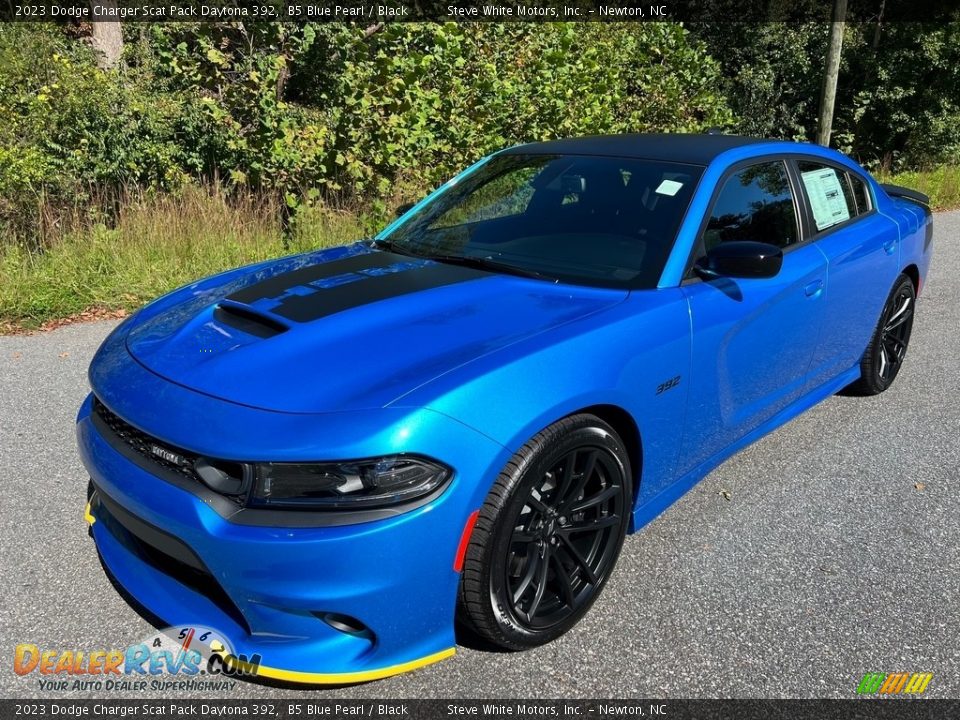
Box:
[689,21,960,171]
[0,25,199,241]
[687,23,828,142]
[294,23,732,197]
[838,22,960,170]
[0,22,731,245]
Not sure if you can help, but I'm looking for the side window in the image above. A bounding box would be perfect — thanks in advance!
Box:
[797,160,857,231]
[702,161,798,253]
[848,173,872,214]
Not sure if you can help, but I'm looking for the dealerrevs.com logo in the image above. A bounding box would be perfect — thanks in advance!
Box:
[13,626,261,692]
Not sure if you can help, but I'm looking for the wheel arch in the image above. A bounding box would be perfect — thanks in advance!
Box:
[568,403,643,515]
[902,263,921,293]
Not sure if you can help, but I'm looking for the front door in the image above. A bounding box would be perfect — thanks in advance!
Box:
[677,159,828,475]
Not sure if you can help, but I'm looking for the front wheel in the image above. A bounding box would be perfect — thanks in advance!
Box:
[457,414,632,650]
[846,273,916,396]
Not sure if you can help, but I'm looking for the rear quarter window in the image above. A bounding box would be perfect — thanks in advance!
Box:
[848,173,872,214]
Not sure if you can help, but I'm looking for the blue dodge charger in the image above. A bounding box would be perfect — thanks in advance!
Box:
[78,134,933,683]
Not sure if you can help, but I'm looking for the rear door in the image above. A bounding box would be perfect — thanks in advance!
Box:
[677,159,828,475]
[792,158,900,384]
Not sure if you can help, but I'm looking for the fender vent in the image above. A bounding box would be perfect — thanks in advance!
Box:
[213,302,289,338]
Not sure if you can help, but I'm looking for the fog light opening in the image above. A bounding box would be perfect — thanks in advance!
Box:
[317,612,374,641]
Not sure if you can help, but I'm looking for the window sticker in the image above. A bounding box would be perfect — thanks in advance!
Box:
[655,179,683,196]
[801,167,851,230]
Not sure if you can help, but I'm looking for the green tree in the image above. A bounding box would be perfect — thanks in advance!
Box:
[688,22,829,141]
[691,20,960,170]
[837,21,960,170]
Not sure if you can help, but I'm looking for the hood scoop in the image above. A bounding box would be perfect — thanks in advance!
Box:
[213,301,289,339]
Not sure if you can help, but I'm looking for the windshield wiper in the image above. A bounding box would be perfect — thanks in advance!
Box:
[370,238,418,257]
[372,241,551,281]
[423,253,553,281]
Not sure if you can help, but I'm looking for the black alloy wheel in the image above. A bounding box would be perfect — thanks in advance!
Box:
[877,282,915,382]
[458,414,632,649]
[847,273,917,396]
[505,445,625,628]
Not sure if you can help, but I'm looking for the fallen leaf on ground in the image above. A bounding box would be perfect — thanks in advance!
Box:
[39,307,129,333]
[717,488,732,501]
[914,482,926,491]
[1,307,130,336]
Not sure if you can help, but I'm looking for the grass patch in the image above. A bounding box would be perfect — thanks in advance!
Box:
[0,186,368,331]
[878,165,960,212]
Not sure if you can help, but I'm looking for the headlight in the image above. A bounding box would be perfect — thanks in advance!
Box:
[247,455,451,510]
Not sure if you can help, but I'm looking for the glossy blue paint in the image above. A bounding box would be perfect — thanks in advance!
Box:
[79,137,933,681]
[677,240,829,476]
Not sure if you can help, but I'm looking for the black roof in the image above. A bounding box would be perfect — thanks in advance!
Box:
[501,133,779,165]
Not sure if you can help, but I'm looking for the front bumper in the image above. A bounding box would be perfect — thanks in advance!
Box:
[77,376,508,682]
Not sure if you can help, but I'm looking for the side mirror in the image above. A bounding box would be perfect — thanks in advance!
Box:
[694,241,783,280]
[394,201,416,218]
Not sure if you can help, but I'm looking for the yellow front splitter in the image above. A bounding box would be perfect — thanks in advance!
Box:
[252,647,456,685]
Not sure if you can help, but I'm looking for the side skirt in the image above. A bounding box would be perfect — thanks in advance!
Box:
[629,364,861,533]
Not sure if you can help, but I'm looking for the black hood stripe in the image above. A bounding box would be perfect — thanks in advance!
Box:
[226,249,489,324]
[275,262,488,323]
[228,250,399,305]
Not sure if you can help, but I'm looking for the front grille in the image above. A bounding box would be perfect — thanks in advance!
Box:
[93,397,201,483]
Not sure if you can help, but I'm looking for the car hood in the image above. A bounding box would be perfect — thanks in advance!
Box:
[124,244,626,413]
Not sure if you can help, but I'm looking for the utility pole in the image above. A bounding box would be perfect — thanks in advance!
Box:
[816,0,848,146]
[89,1,124,69]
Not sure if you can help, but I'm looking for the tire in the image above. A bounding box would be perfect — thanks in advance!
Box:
[846,273,917,396]
[457,414,632,650]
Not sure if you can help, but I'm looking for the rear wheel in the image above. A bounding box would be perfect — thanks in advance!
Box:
[457,414,631,650]
[846,273,916,396]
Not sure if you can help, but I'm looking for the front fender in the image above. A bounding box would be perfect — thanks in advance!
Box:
[397,290,693,512]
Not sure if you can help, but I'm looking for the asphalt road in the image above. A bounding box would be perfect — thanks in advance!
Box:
[2,212,958,700]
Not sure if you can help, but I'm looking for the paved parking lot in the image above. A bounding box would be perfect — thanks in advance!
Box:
[2,212,958,699]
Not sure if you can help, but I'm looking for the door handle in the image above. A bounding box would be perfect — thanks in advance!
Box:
[883,239,897,255]
[804,279,824,298]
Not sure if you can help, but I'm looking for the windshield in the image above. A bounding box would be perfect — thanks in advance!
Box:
[381,153,703,289]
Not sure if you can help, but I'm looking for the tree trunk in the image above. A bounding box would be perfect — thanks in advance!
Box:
[90,2,123,69]
[872,0,886,50]
[816,0,848,147]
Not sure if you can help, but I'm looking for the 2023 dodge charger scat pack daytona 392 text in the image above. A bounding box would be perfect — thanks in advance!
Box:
[78,134,933,684]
